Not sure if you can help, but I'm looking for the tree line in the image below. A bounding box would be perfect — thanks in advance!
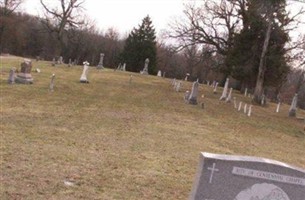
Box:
[0,0,304,108]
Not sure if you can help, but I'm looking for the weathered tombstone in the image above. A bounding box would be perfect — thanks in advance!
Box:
[175,81,181,92]
[58,56,63,64]
[129,75,133,85]
[244,88,248,96]
[225,88,233,103]
[68,58,72,67]
[35,68,41,73]
[261,94,266,106]
[247,105,252,117]
[97,53,105,69]
[36,56,40,61]
[238,102,242,111]
[219,78,229,101]
[171,78,176,86]
[8,67,16,84]
[184,90,190,103]
[207,81,210,86]
[288,93,298,117]
[233,97,237,109]
[49,74,55,92]
[188,81,199,105]
[116,63,122,71]
[80,61,89,83]
[15,59,34,84]
[185,73,190,81]
[157,70,162,77]
[163,72,166,78]
[244,103,248,114]
[140,58,149,75]
[190,152,305,200]
[276,102,281,113]
[52,58,56,66]
[213,82,218,94]
[122,63,126,71]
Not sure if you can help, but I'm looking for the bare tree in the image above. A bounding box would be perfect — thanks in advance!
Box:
[0,0,24,50]
[169,0,240,57]
[40,0,85,55]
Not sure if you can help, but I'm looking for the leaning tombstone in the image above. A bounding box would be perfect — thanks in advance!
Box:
[213,82,218,94]
[188,81,199,105]
[219,78,229,101]
[238,102,243,111]
[49,74,55,92]
[225,88,233,103]
[8,67,16,84]
[163,72,166,78]
[190,152,305,200]
[288,93,298,117]
[276,102,281,113]
[247,105,252,117]
[233,97,237,109]
[116,63,122,71]
[15,59,34,84]
[97,53,105,69]
[140,58,149,75]
[80,61,90,83]
[244,88,248,96]
[157,70,162,77]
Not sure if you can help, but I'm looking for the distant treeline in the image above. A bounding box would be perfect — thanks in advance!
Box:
[0,7,304,109]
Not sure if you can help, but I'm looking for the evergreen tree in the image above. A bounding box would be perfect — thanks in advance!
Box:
[121,15,157,74]
[227,0,290,98]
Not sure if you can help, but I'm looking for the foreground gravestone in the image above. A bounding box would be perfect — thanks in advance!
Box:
[157,70,162,77]
[15,59,33,84]
[97,53,104,69]
[49,74,55,91]
[190,152,305,200]
[80,61,89,83]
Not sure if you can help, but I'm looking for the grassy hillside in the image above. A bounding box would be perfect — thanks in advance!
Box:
[1,56,304,199]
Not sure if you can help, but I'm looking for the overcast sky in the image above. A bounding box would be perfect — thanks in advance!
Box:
[23,0,305,39]
[23,0,186,37]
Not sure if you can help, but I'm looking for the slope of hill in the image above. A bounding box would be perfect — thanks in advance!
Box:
[1,57,304,199]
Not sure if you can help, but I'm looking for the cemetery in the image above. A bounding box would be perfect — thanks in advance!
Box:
[1,55,304,199]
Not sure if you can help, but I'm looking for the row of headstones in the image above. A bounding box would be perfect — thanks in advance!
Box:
[219,78,299,117]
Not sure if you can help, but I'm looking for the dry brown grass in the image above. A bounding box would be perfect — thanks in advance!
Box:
[1,56,304,199]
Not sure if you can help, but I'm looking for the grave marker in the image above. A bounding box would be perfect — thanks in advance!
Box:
[190,152,305,200]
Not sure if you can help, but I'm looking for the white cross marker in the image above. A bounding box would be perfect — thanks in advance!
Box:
[207,163,219,184]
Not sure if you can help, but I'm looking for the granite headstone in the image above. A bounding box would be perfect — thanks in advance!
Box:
[190,152,305,200]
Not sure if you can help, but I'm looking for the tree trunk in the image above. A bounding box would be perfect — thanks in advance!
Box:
[253,18,272,104]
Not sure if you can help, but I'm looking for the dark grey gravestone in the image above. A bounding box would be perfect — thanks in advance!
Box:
[188,81,199,105]
[190,152,305,200]
[15,60,33,84]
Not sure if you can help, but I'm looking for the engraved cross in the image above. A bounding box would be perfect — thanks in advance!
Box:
[207,163,219,184]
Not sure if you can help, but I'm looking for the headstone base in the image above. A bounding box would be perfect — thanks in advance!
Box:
[188,98,198,105]
[15,73,33,84]
[80,80,89,83]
